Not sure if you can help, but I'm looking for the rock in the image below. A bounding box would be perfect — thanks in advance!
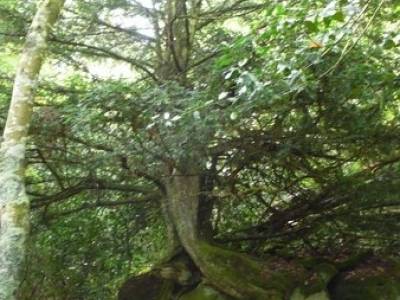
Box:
[330,256,400,300]
[304,263,337,294]
[289,262,336,300]
[290,289,330,300]
[330,275,400,300]
[118,256,400,300]
[179,283,232,300]
[118,273,174,300]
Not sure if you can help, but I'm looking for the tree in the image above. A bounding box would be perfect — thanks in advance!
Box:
[1,0,399,299]
[0,0,65,298]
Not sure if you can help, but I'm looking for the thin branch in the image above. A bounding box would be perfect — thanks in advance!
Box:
[319,0,385,78]
[35,149,65,190]
[44,194,158,219]
[30,178,159,208]
[95,18,156,42]
[50,37,160,82]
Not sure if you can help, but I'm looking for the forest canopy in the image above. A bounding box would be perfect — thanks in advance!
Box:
[0,0,400,299]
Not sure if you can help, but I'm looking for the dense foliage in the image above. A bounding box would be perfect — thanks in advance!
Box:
[1,0,400,299]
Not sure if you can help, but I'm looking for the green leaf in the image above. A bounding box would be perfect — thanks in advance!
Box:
[304,20,319,33]
[383,39,396,49]
[332,11,344,22]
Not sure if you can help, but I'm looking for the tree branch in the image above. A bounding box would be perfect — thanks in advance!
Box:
[50,37,160,82]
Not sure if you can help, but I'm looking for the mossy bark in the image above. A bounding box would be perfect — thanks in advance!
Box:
[0,1,65,299]
[165,172,290,299]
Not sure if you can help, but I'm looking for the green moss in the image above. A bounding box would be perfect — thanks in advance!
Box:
[10,200,29,229]
[302,263,337,295]
[195,242,321,299]
[300,258,331,269]
[118,273,174,300]
[331,276,400,300]
[179,283,233,300]
[198,242,264,284]
[158,280,175,300]
[387,257,400,276]
[261,267,306,298]
[335,251,373,271]
[197,242,284,299]
[290,289,330,300]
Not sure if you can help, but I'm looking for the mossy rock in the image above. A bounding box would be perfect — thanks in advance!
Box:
[302,263,337,295]
[290,289,330,300]
[201,242,327,299]
[118,273,174,300]
[196,242,285,299]
[289,263,336,300]
[330,275,400,300]
[179,283,233,300]
[330,256,400,300]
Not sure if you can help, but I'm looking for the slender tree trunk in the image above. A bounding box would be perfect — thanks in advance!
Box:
[0,1,65,298]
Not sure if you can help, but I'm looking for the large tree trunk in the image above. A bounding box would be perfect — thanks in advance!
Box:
[0,1,65,298]
[165,171,278,300]
[154,0,277,297]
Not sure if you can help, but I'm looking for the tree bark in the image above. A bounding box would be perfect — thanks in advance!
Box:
[155,1,275,298]
[0,1,65,298]
[165,171,276,299]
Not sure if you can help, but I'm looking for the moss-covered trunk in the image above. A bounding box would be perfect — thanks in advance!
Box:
[0,1,65,298]
[165,172,280,299]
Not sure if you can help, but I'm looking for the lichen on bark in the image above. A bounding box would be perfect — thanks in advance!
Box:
[0,0,65,298]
